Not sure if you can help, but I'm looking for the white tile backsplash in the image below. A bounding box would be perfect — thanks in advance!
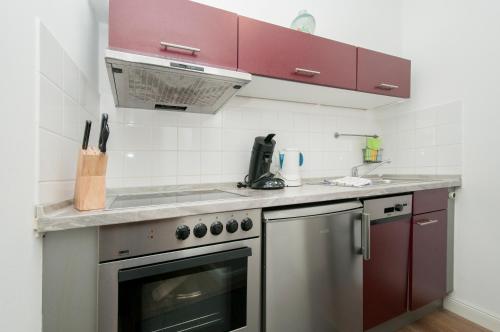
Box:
[200,112,222,128]
[109,124,152,150]
[415,107,436,129]
[37,22,100,204]
[178,127,201,151]
[39,129,63,181]
[177,151,201,176]
[39,75,64,134]
[106,151,124,178]
[38,181,75,205]
[415,127,436,148]
[151,127,178,150]
[201,128,222,151]
[437,144,462,167]
[151,151,178,177]
[177,113,201,128]
[122,108,153,125]
[62,53,80,102]
[40,24,63,88]
[62,95,81,141]
[123,151,152,178]
[376,100,463,175]
[101,94,408,186]
[201,152,223,175]
[398,130,416,149]
[436,123,462,145]
[221,151,250,176]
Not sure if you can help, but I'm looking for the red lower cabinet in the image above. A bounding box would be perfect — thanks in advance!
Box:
[363,217,411,330]
[410,210,448,310]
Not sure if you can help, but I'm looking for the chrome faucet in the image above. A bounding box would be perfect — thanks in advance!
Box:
[351,160,392,177]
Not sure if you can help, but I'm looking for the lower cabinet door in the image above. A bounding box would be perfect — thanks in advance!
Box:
[364,217,411,330]
[410,210,448,310]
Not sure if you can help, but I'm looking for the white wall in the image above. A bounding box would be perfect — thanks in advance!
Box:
[0,2,41,331]
[0,1,98,331]
[195,0,403,55]
[393,0,500,328]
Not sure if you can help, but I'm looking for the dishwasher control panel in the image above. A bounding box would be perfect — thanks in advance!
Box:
[363,194,413,221]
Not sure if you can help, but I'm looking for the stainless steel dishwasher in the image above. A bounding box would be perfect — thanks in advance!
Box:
[263,201,368,332]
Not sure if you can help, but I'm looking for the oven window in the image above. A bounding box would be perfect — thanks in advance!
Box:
[118,249,249,332]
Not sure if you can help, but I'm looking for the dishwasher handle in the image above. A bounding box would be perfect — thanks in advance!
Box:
[361,213,371,261]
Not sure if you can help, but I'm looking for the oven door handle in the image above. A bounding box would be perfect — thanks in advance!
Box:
[118,247,252,282]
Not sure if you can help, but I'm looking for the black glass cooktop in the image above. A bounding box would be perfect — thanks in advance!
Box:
[108,189,244,209]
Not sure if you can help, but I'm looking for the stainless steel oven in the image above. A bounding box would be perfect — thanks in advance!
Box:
[98,209,261,332]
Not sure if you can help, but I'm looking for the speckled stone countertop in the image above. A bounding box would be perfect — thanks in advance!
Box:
[35,175,461,233]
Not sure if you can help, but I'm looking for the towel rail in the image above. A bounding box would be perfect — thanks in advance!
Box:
[334,132,379,139]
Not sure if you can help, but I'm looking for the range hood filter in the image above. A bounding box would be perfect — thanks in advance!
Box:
[105,50,251,114]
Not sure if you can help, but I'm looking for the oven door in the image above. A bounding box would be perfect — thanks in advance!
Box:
[99,238,260,332]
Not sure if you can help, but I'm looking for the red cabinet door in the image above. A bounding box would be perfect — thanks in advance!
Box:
[363,217,411,330]
[109,0,238,69]
[410,210,447,310]
[238,16,357,89]
[357,48,411,98]
[413,189,448,215]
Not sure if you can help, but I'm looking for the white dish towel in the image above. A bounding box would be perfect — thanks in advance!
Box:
[323,177,373,188]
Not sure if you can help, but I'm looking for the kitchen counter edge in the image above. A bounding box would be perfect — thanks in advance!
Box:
[35,176,461,233]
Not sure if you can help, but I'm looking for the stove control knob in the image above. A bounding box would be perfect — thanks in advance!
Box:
[210,221,223,235]
[241,217,253,231]
[175,225,190,240]
[226,219,239,233]
[395,204,404,212]
[193,223,207,238]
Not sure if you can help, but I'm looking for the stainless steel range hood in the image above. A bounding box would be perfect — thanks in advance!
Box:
[105,49,251,114]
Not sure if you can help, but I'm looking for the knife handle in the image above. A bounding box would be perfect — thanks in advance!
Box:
[82,120,91,150]
[100,124,109,153]
[98,114,107,145]
[98,113,109,152]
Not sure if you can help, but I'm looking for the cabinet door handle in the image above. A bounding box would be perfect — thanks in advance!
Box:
[416,219,439,226]
[361,213,371,261]
[376,83,399,90]
[160,42,201,55]
[295,68,321,76]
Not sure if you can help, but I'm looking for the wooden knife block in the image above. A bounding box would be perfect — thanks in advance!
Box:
[74,149,108,211]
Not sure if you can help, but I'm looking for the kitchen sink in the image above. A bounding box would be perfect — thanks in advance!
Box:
[307,176,432,187]
[369,178,395,185]
[366,176,439,186]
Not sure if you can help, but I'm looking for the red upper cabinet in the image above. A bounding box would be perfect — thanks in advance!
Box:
[238,16,357,89]
[357,48,411,98]
[108,0,238,69]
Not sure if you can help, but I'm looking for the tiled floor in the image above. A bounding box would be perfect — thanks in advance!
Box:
[398,310,490,332]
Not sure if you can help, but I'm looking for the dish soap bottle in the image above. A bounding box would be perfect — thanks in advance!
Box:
[291,10,316,34]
